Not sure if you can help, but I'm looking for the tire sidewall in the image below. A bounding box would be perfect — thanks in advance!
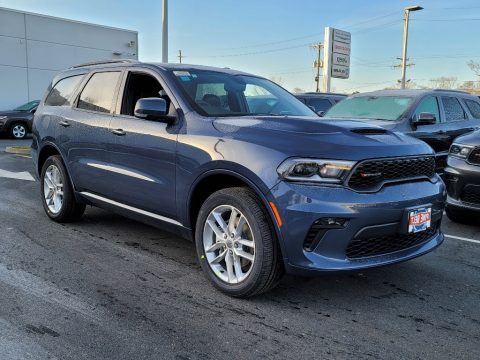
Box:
[40,156,73,220]
[195,190,270,296]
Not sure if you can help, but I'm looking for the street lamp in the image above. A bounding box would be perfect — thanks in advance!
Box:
[400,5,423,89]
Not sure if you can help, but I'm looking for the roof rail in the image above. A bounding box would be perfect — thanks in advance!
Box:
[432,89,470,94]
[70,59,139,69]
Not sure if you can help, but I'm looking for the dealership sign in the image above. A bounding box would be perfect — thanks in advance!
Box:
[323,27,351,91]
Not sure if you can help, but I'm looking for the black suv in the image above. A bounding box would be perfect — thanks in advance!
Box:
[0,100,39,139]
[294,92,346,115]
[32,60,445,297]
[324,89,480,173]
[444,130,480,222]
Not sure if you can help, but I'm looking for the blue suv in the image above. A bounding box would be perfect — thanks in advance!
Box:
[32,60,445,297]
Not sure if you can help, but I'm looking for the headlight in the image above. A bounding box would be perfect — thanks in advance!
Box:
[0,116,7,120]
[450,143,473,159]
[277,158,356,184]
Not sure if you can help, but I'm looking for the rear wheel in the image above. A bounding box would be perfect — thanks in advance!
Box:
[40,155,85,222]
[195,187,283,297]
[10,122,27,139]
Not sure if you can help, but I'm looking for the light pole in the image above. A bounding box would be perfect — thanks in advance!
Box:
[400,5,423,89]
[162,0,168,63]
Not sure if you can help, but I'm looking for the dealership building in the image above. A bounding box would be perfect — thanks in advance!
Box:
[0,7,138,110]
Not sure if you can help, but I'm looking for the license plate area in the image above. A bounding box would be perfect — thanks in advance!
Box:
[408,207,432,233]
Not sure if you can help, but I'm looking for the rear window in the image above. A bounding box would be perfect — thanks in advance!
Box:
[45,75,84,106]
[465,99,480,118]
[77,72,121,113]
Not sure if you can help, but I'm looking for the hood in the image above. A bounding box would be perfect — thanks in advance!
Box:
[454,129,480,147]
[213,116,433,160]
[321,116,400,130]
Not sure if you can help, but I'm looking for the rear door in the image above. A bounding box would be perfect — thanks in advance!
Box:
[104,68,178,219]
[62,70,122,194]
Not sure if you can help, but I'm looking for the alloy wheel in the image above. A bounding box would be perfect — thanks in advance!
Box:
[12,124,26,139]
[203,205,256,284]
[43,164,64,214]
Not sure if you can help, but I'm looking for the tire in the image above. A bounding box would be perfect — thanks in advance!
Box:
[445,205,476,224]
[195,187,283,297]
[10,122,28,139]
[40,155,85,222]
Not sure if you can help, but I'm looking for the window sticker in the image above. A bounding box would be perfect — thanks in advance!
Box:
[173,71,191,77]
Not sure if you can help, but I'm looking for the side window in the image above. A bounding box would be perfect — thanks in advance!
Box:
[44,75,84,106]
[414,96,441,123]
[77,72,121,113]
[442,96,466,121]
[464,99,480,119]
[120,72,171,116]
[307,98,332,112]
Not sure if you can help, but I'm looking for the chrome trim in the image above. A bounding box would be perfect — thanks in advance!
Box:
[80,191,183,227]
[85,161,156,182]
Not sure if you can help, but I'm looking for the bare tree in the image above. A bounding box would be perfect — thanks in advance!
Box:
[468,60,480,77]
[430,76,457,89]
[458,80,480,95]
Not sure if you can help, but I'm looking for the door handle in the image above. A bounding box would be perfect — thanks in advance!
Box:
[59,120,70,127]
[111,129,126,136]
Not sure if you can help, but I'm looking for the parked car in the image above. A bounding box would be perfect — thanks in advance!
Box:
[324,89,480,173]
[294,92,346,115]
[0,100,39,139]
[444,130,480,222]
[32,60,445,297]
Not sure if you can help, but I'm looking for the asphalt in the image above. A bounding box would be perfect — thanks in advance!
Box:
[0,140,479,360]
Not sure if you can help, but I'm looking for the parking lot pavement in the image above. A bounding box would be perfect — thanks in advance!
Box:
[0,151,479,360]
[0,138,32,151]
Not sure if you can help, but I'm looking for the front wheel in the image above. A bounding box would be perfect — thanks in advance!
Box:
[40,155,85,222]
[195,187,283,297]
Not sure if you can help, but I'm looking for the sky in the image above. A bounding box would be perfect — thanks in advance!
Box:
[0,0,479,93]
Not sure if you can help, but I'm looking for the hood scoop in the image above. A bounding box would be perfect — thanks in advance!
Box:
[351,128,387,135]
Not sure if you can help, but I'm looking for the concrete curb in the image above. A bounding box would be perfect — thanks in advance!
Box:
[5,146,31,155]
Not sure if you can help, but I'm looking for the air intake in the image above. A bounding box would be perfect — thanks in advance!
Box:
[351,128,387,135]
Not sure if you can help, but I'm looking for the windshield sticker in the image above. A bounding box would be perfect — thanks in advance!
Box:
[173,70,191,77]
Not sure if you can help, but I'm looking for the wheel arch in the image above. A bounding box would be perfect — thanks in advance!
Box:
[186,169,285,257]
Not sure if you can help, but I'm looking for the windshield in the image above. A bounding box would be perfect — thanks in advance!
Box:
[170,70,315,117]
[14,100,39,111]
[325,95,414,121]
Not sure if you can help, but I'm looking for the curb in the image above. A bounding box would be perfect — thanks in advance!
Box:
[5,146,31,155]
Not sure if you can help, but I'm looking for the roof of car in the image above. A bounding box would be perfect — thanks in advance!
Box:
[349,89,476,98]
[295,92,347,98]
[68,59,255,76]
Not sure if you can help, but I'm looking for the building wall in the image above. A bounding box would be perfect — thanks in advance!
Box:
[0,7,138,110]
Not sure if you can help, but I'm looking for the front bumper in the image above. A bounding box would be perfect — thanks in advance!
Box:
[444,156,480,211]
[269,178,446,275]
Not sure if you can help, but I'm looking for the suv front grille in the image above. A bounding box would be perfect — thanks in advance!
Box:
[346,226,438,259]
[468,147,480,165]
[347,156,436,192]
[460,186,480,205]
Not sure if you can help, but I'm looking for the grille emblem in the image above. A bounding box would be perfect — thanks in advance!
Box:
[359,171,382,178]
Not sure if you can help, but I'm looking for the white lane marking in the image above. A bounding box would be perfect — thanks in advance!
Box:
[0,169,35,181]
[445,234,480,244]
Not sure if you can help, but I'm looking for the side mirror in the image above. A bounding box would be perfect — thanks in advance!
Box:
[134,98,173,123]
[31,108,37,114]
[413,112,436,126]
[317,111,325,117]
